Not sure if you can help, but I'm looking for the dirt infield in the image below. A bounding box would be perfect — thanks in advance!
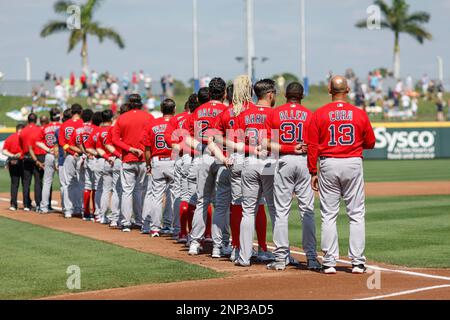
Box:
[1,201,449,300]
[365,181,450,197]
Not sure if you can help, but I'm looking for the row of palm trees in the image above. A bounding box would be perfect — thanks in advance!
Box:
[40,0,432,80]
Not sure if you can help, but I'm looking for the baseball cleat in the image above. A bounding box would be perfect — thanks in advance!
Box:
[82,215,92,221]
[203,235,213,243]
[24,207,31,212]
[140,229,150,235]
[150,231,160,238]
[9,207,17,211]
[160,227,172,235]
[307,258,322,271]
[266,261,286,271]
[234,259,251,267]
[322,266,337,274]
[177,235,188,244]
[352,264,367,274]
[109,221,118,228]
[256,248,276,262]
[64,213,72,219]
[188,241,202,255]
[286,255,301,267]
[121,226,131,233]
[230,247,240,262]
[211,247,222,258]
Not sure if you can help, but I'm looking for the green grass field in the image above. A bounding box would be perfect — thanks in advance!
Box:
[0,216,221,299]
[267,194,450,268]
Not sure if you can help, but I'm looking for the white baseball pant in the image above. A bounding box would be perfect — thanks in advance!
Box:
[120,161,146,227]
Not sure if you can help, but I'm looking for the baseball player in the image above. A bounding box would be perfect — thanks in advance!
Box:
[111,94,154,232]
[68,109,97,220]
[59,104,84,218]
[83,111,104,222]
[36,108,61,214]
[164,94,200,243]
[233,79,278,267]
[2,124,25,211]
[307,75,375,274]
[208,76,271,262]
[183,78,231,257]
[141,99,176,237]
[92,110,116,224]
[263,82,321,271]
[19,113,46,212]
[103,104,129,228]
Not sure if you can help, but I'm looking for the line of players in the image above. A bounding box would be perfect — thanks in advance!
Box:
[3,74,375,274]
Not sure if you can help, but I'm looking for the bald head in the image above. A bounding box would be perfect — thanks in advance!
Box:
[329,75,349,95]
[40,115,49,126]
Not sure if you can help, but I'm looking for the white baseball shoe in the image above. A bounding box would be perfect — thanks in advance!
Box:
[230,247,240,262]
[352,264,367,274]
[64,213,72,219]
[211,246,222,258]
[322,266,337,274]
[24,207,31,212]
[9,206,17,211]
[188,241,202,255]
[121,226,131,232]
[109,221,118,228]
[266,261,286,271]
[151,230,160,238]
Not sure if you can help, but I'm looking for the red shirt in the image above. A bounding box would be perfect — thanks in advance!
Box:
[142,116,172,159]
[307,101,376,174]
[70,122,97,147]
[84,126,100,149]
[235,105,274,152]
[96,126,112,158]
[266,102,312,155]
[58,118,84,147]
[19,124,46,156]
[111,109,155,163]
[183,101,227,144]
[40,121,61,149]
[3,132,22,158]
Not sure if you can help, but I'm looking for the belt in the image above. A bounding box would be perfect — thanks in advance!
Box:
[154,156,172,161]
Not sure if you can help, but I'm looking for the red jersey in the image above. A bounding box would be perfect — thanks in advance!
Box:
[19,124,46,156]
[111,109,155,163]
[3,132,22,158]
[183,101,227,144]
[70,122,97,147]
[84,126,100,149]
[95,126,112,158]
[58,118,84,147]
[142,116,172,159]
[235,105,273,152]
[40,121,61,149]
[307,101,376,174]
[164,112,200,157]
[266,102,312,155]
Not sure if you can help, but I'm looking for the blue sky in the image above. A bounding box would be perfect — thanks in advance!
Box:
[0,0,449,83]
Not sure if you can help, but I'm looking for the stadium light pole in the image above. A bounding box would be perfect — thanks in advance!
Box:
[245,0,255,83]
[437,56,444,83]
[300,0,308,95]
[193,0,200,92]
[25,57,31,81]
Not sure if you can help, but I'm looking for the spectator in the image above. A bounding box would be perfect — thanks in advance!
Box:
[436,97,445,121]
[421,74,429,97]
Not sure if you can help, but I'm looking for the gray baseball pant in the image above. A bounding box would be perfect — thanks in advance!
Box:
[63,154,82,215]
[319,157,366,267]
[58,165,66,211]
[110,158,122,223]
[273,154,317,263]
[170,157,184,233]
[190,153,231,249]
[40,153,56,212]
[98,159,113,220]
[239,156,277,265]
[93,158,104,216]
[120,161,146,227]
[184,154,198,205]
[142,158,175,232]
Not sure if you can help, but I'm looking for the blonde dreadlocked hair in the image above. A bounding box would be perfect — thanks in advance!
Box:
[232,75,252,116]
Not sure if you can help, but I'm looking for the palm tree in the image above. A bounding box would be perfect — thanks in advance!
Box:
[40,0,125,74]
[355,0,431,79]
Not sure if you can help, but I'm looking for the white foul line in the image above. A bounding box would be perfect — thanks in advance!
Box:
[355,284,450,300]
[0,197,449,283]
[261,243,450,282]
